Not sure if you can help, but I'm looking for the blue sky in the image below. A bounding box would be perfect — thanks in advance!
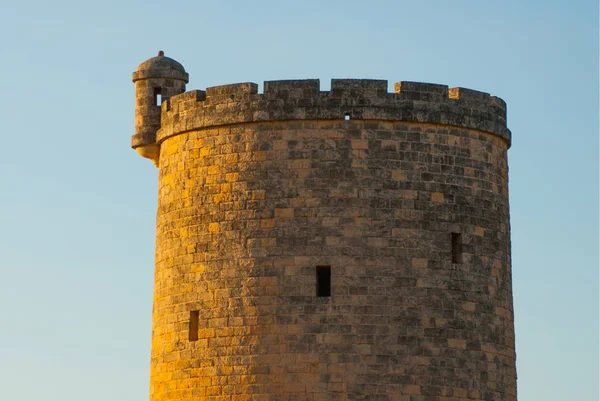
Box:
[0,1,597,400]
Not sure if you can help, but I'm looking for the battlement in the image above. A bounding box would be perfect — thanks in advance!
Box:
[154,79,510,146]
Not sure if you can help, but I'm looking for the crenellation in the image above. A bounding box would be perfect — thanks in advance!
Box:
[263,79,321,99]
[175,89,207,104]
[490,96,507,110]
[161,98,171,112]
[206,82,258,98]
[448,86,491,103]
[156,79,511,147]
[489,96,508,122]
[394,80,449,94]
[330,79,388,98]
[395,81,449,102]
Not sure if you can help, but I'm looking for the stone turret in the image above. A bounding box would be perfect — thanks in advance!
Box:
[132,51,188,165]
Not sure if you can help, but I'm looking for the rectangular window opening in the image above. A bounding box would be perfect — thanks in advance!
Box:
[451,233,463,264]
[154,87,162,106]
[189,310,199,341]
[316,266,331,297]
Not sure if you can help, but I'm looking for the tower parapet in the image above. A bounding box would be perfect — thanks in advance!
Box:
[153,79,509,157]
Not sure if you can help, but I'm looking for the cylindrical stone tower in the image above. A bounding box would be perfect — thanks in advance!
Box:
[132,54,517,401]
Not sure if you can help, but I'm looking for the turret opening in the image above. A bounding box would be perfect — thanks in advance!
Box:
[316,266,331,297]
[189,310,199,341]
[452,233,463,264]
[154,87,162,106]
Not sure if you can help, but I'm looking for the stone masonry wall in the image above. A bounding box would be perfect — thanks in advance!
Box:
[150,110,516,400]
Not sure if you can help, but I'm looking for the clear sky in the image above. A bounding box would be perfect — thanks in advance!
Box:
[0,0,597,400]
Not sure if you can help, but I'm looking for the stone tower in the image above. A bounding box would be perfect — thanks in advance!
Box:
[132,53,517,401]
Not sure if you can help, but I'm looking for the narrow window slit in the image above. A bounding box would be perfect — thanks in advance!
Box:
[154,87,162,106]
[316,266,331,297]
[189,310,199,341]
[344,113,351,121]
[452,233,463,264]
